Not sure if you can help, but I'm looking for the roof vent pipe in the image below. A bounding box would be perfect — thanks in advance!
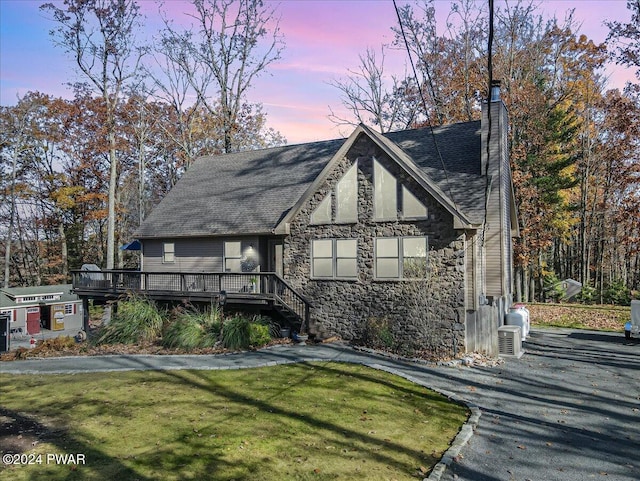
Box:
[490,80,501,102]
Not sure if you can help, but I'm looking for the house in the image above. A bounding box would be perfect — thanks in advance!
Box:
[131,84,518,357]
[0,284,84,336]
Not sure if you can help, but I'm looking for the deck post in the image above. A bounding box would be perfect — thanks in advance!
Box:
[304,303,310,334]
[82,297,90,332]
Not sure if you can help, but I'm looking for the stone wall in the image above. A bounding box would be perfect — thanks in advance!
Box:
[284,134,467,358]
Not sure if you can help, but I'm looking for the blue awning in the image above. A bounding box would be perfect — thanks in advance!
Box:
[120,240,141,251]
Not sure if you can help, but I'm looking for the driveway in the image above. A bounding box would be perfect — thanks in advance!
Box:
[1,328,639,481]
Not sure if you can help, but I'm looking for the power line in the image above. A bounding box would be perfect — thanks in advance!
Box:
[392,0,460,215]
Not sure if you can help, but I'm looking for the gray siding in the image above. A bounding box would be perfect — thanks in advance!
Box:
[142,237,261,273]
[482,100,512,299]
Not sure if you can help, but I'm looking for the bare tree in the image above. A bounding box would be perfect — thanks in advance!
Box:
[41,0,144,270]
[0,100,34,287]
[158,0,284,154]
[329,46,418,133]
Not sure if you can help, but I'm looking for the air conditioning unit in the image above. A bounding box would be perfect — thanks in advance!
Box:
[498,325,523,358]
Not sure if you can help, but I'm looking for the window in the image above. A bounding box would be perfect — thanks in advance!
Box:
[162,242,175,263]
[374,159,397,220]
[310,161,358,225]
[402,186,428,219]
[373,158,428,221]
[375,236,428,279]
[311,195,331,224]
[224,241,242,272]
[336,239,358,277]
[335,162,358,222]
[64,304,74,315]
[312,239,358,279]
[375,238,399,279]
[402,237,428,277]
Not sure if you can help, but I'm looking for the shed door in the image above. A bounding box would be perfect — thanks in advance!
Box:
[26,307,40,323]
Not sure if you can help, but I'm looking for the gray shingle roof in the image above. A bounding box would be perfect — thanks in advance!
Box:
[135,121,485,238]
[388,121,485,224]
[136,139,344,238]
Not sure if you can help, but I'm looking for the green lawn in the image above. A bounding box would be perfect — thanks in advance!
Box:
[0,363,468,480]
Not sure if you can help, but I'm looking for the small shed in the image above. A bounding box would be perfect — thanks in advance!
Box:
[0,284,83,335]
[561,279,583,300]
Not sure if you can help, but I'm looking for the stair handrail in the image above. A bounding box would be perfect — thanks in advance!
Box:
[267,273,312,334]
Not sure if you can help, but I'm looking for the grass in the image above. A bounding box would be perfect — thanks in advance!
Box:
[0,363,468,481]
[95,295,164,345]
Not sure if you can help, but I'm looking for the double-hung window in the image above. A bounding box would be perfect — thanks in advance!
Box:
[312,239,358,279]
[375,236,428,279]
[162,242,175,263]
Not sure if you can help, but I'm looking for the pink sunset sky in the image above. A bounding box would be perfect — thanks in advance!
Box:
[0,0,636,144]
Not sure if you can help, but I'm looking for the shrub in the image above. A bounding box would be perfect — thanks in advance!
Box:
[604,280,631,306]
[358,317,395,350]
[163,306,222,349]
[576,285,597,304]
[221,314,251,350]
[249,322,271,348]
[95,295,164,345]
[542,273,564,302]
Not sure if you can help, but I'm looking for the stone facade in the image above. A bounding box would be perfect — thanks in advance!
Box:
[285,134,467,357]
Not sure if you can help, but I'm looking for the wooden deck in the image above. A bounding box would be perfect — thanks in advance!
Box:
[71,270,311,332]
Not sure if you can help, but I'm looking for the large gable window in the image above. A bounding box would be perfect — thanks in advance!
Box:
[335,162,358,222]
[373,158,428,221]
[374,159,397,220]
[310,195,331,224]
[375,236,428,279]
[402,186,428,219]
[312,239,358,279]
[311,161,358,224]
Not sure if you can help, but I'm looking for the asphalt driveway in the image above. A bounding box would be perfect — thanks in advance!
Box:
[1,328,638,481]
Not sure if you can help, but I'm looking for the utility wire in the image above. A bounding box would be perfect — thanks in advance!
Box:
[392,0,460,215]
[483,0,495,239]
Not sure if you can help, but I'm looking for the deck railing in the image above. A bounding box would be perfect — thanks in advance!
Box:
[71,270,311,332]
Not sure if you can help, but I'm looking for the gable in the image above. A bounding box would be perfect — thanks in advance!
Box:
[277,124,483,232]
[136,121,488,239]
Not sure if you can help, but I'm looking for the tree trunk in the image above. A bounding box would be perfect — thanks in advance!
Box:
[3,151,18,288]
[59,223,68,281]
[106,130,118,270]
